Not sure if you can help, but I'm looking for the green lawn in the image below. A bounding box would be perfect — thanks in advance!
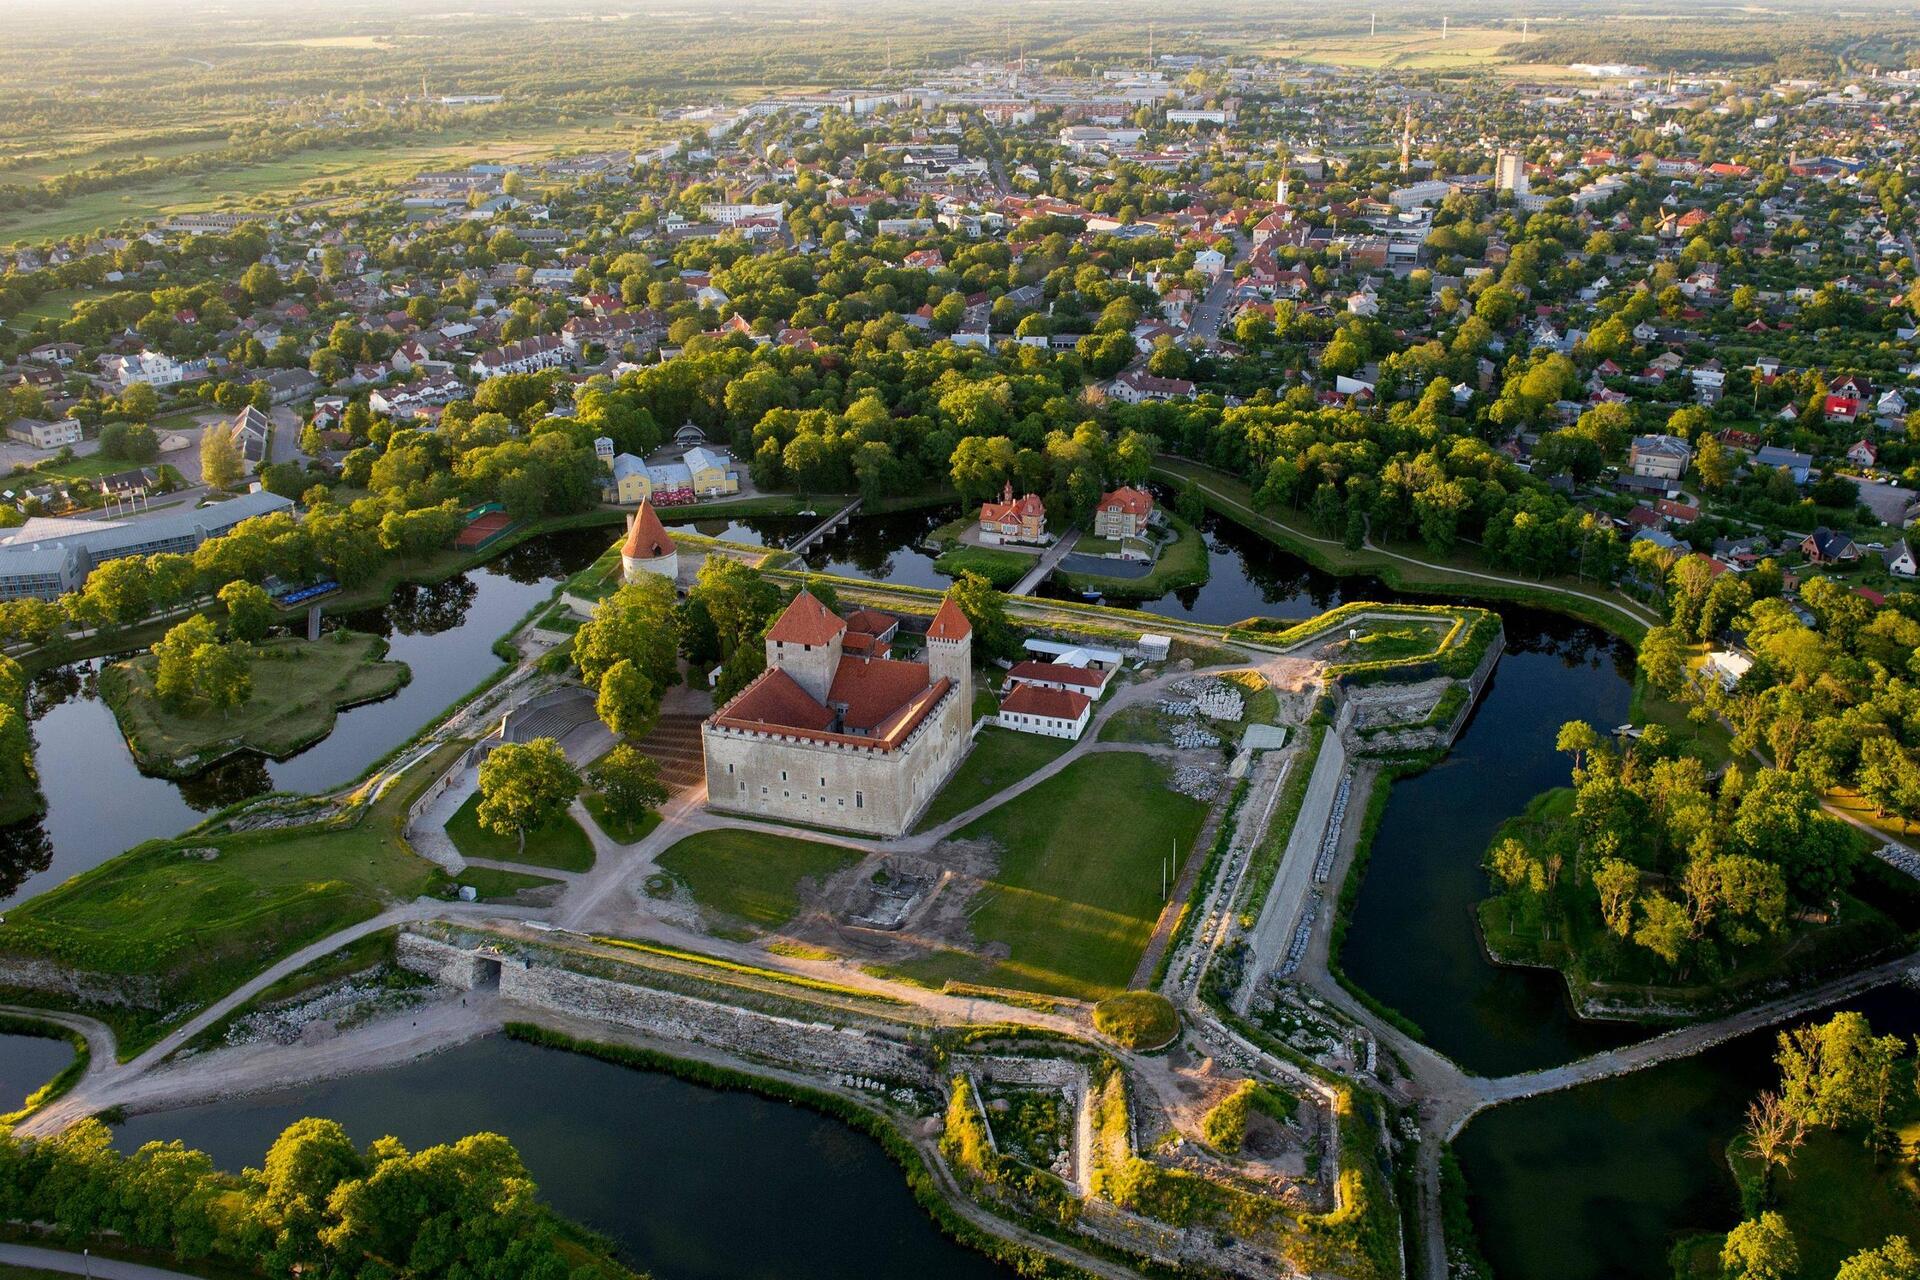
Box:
[951,753,1210,1000]
[655,829,860,931]
[581,793,662,845]
[447,792,595,873]
[933,544,1033,589]
[912,726,1076,832]
[101,631,409,775]
[1097,706,1168,744]
[0,778,444,1058]
[455,865,563,903]
[1729,1124,1920,1280]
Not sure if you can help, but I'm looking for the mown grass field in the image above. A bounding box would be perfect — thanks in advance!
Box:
[912,725,1075,832]
[0,117,668,244]
[655,829,860,932]
[951,753,1209,1000]
[1263,26,1520,70]
[446,791,595,873]
[101,631,409,774]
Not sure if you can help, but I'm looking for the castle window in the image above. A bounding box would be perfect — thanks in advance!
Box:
[727,763,734,774]
[819,776,826,787]
[855,791,864,810]
[780,770,788,782]
[761,786,769,795]
[783,790,790,799]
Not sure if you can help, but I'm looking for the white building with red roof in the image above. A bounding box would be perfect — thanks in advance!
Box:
[701,592,975,836]
[997,683,1092,740]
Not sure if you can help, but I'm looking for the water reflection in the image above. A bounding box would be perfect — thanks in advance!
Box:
[0,820,51,902]
[7,526,613,907]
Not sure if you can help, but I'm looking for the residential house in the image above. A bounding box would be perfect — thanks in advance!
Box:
[1092,486,1155,539]
[978,483,1048,546]
[1801,526,1861,564]
[5,418,81,450]
[1629,434,1692,481]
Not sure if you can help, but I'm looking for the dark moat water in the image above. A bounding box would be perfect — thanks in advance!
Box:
[0,1029,73,1111]
[117,1035,1010,1280]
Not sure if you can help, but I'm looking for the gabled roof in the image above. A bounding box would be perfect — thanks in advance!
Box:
[999,682,1091,722]
[621,500,676,561]
[829,657,934,732]
[1098,485,1155,517]
[768,589,846,646]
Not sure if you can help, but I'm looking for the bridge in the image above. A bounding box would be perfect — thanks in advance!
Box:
[1009,529,1082,596]
[786,498,863,555]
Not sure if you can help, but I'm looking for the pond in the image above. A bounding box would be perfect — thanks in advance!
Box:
[1456,983,1920,1280]
[0,1029,73,1112]
[116,1034,1010,1280]
[0,526,614,907]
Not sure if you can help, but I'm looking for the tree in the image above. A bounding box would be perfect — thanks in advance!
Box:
[947,573,1017,661]
[152,615,218,707]
[200,425,244,491]
[573,575,678,691]
[1741,1090,1805,1196]
[1638,626,1689,696]
[586,744,669,831]
[1593,858,1640,938]
[475,738,580,854]
[192,639,252,715]
[217,580,275,642]
[1720,1212,1798,1280]
[1634,891,1692,967]
[1775,1011,1903,1138]
[1837,1237,1920,1280]
[1556,720,1601,776]
[595,658,659,740]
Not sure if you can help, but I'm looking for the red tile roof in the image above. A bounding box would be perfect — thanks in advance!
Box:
[829,657,934,732]
[999,683,1091,722]
[843,608,898,637]
[768,589,846,646]
[927,597,972,642]
[1098,486,1154,518]
[1005,661,1109,690]
[621,501,676,560]
[714,668,836,732]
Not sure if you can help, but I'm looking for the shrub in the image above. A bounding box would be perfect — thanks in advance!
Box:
[1092,991,1178,1049]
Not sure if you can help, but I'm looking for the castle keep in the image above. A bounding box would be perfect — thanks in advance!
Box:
[701,590,973,836]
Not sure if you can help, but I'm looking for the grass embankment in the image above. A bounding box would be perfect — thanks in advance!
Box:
[1717,1119,1920,1280]
[1475,789,1906,1018]
[927,754,1210,1001]
[99,630,409,776]
[933,544,1034,589]
[1092,991,1179,1049]
[1055,514,1209,599]
[913,726,1076,832]
[0,738,463,1059]
[445,792,595,873]
[1152,457,1655,642]
[655,829,861,933]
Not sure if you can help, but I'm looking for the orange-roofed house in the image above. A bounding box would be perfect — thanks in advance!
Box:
[1092,486,1155,539]
[620,501,679,583]
[997,682,1092,740]
[701,589,975,835]
[978,481,1049,546]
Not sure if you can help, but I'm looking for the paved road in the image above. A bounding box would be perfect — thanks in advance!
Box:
[0,1243,205,1280]
[1188,232,1249,344]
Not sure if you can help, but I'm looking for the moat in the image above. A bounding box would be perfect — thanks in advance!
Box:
[6,504,1912,1279]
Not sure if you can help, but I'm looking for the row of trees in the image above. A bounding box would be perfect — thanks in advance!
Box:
[0,1115,622,1279]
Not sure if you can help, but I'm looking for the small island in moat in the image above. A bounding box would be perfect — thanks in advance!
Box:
[100,628,411,778]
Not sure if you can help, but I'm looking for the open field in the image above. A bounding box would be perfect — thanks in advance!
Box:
[656,829,861,932]
[950,753,1210,1000]
[912,726,1076,832]
[1263,26,1521,70]
[0,117,667,245]
[100,631,410,776]
[446,792,595,873]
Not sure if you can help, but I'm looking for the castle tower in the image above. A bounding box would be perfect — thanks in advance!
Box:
[926,595,974,713]
[766,589,845,704]
[620,500,679,584]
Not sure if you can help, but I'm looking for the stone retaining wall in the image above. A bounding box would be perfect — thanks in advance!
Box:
[397,930,932,1082]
